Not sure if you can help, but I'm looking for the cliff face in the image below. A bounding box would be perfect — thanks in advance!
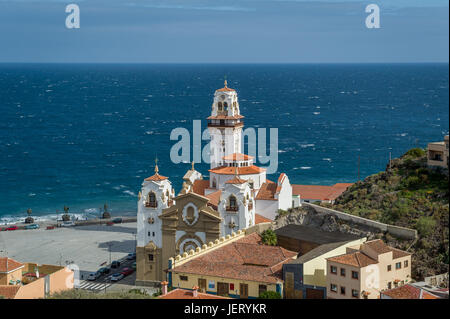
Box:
[329,148,449,280]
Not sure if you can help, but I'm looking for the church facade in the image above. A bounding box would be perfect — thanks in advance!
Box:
[136,81,299,285]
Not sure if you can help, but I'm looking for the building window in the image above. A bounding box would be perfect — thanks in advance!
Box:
[351,271,359,279]
[340,286,346,295]
[395,262,401,270]
[152,232,155,237]
[330,284,337,293]
[387,265,392,271]
[404,260,408,268]
[148,254,153,261]
[330,266,337,274]
[352,289,359,298]
[258,285,267,296]
[148,231,151,236]
[388,282,392,289]
[340,268,346,277]
[180,275,188,281]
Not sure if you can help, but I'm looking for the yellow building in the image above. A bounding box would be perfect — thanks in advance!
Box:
[427,135,449,169]
[282,238,367,299]
[168,230,297,298]
[326,239,412,299]
[0,257,74,299]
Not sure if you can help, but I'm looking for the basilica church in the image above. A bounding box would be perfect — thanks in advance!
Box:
[135,81,298,285]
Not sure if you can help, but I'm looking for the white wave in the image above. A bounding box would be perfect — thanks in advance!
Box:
[300,167,312,170]
[123,190,137,197]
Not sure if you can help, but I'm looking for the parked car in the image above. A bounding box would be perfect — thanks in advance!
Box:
[46,226,55,230]
[126,253,136,260]
[61,221,75,227]
[112,218,122,224]
[24,224,40,230]
[97,267,110,275]
[111,260,121,268]
[110,273,124,282]
[87,272,101,281]
[5,226,18,231]
[120,267,134,276]
[131,262,136,270]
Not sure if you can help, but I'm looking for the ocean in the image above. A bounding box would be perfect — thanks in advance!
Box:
[0,63,448,223]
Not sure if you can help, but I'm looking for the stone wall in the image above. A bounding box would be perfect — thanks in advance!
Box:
[301,203,417,240]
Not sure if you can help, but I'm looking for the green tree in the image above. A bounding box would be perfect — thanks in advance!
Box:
[259,291,281,299]
[261,229,277,246]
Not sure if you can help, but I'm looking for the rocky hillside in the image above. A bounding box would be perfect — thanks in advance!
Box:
[329,148,449,280]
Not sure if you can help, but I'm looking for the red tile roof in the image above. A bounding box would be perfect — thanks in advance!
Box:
[255,181,277,200]
[209,165,266,175]
[255,214,272,224]
[170,233,296,284]
[0,257,24,273]
[327,251,378,268]
[382,284,440,299]
[144,173,168,182]
[363,239,411,259]
[222,153,253,161]
[159,288,231,299]
[225,176,247,185]
[292,183,353,201]
[205,190,221,210]
[192,179,210,196]
[0,286,20,299]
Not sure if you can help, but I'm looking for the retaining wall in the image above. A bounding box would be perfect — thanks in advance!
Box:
[302,203,417,240]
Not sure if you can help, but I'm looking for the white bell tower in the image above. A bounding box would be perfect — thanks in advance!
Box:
[207,80,244,169]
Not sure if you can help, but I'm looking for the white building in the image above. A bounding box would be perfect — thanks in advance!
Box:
[137,81,300,261]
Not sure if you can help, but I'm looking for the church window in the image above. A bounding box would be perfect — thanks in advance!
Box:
[218,102,223,111]
[146,192,157,208]
[152,232,155,237]
[212,177,217,188]
[148,254,154,261]
[186,206,195,223]
[224,102,228,110]
[227,195,238,211]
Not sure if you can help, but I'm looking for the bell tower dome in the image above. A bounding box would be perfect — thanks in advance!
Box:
[208,80,244,169]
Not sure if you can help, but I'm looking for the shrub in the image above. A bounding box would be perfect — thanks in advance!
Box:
[261,229,277,246]
[416,217,436,236]
[259,291,281,299]
[405,148,426,158]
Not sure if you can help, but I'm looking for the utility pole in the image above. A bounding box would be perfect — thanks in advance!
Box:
[107,242,112,265]
[389,152,392,170]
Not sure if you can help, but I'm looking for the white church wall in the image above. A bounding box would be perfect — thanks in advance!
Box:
[255,199,279,221]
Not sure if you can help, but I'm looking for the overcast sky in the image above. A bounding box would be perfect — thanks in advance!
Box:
[0,0,448,63]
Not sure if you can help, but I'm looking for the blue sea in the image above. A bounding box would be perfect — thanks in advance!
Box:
[0,63,448,223]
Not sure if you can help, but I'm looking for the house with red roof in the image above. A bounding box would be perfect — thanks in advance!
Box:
[167,231,297,298]
[326,239,412,299]
[0,257,73,299]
